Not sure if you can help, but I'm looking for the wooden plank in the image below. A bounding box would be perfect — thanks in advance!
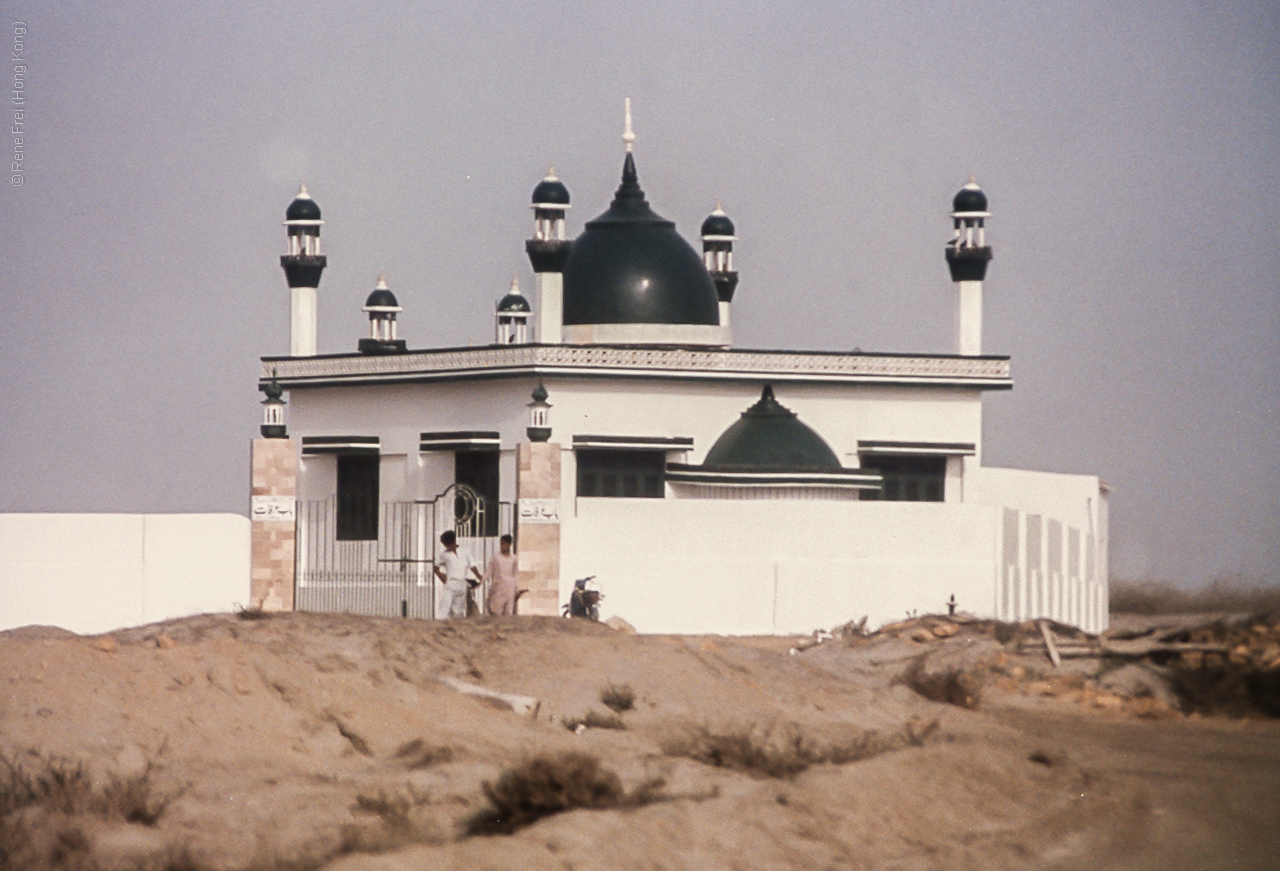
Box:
[1038,620,1062,668]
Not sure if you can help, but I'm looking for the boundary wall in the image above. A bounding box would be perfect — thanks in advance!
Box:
[0,514,250,635]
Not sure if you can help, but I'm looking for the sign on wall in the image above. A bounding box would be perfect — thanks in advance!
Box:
[518,499,560,524]
[251,495,296,521]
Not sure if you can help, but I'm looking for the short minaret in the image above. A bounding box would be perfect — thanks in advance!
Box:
[945,178,993,356]
[260,372,287,438]
[280,184,327,357]
[526,381,551,442]
[701,201,739,343]
[495,275,532,344]
[358,272,407,354]
[525,167,571,344]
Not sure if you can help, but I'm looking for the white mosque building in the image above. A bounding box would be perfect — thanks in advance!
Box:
[250,103,1110,635]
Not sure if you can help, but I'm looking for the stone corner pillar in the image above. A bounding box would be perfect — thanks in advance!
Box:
[249,438,298,612]
[515,441,562,616]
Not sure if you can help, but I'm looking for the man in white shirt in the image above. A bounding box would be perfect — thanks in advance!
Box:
[434,529,483,619]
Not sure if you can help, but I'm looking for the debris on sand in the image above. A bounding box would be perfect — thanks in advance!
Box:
[796,610,1280,719]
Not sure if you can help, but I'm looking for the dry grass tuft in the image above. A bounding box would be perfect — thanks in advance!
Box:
[0,751,178,869]
[600,683,636,713]
[466,752,625,835]
[393,739,455,769]
[235,602,273,621]
[662,722,879,778]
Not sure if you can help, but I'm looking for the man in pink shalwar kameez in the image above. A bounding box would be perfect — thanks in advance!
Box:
[485,534,519,615]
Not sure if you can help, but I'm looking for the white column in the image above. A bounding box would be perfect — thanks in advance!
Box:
[536,273,562,344]
[956,280,983,356]
[291,287,317,357]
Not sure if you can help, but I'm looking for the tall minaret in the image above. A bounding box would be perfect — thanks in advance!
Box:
[701,201,739,344]
[945,178,992,356]
[280,184,327,356]
[525,168,571,344]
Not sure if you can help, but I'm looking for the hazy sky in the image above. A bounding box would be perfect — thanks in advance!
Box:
[1,1,1276,589]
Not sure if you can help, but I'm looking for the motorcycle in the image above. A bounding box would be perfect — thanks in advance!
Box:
[563,576,602,621]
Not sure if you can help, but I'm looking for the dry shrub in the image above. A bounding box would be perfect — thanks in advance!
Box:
[1110,576,1280,615]
[466,752,624,835]
[0,752,172,823]
[235,602,272,621]
[393,739,455,769]
[662,723,878,779]
[1169,664,1280,719]
[354,790,414,833]
[600,683,636,713]
[0,751,176,870]
[563,710,626,731]
[902,656,981,709]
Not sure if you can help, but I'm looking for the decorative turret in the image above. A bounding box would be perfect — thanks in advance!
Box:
[525,167,572,344]
[945,178,993,355]
[701,201,739,341]
[259,372,287,438]
[495,275,532,344]
[280,184,327,357]
[526,381,551,442]
[358,272,407,354]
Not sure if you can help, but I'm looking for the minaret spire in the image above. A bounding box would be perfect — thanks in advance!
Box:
[280,183,327,356]
[701,200,740,345]
[495,274,531,344]
[945,178,993,355]
[622,97,636,153]
[525,167,572,343]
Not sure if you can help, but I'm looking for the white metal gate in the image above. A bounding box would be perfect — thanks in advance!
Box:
[295,484,512,618]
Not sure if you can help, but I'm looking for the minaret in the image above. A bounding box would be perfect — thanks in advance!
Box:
[945,178,992,356]
[280,184,327,356]
[495,275,532,344]
[525,167,571,344]
[358,272,407,354]
[701,201,739,344]
[259,372,287,438]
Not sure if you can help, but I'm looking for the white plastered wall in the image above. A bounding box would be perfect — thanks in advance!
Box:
[559,499,1000,635]
[972,466,1110,632]
[0,514,250,634]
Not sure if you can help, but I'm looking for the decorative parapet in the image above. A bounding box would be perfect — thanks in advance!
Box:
[261,344,1012,389]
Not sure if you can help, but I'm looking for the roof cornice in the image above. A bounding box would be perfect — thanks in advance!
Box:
[260,344,1012,390]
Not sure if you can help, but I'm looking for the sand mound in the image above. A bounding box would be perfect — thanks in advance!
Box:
[2,612,1278,870]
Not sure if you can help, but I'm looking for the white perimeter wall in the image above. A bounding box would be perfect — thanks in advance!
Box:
[0,514,250,635]
[560,499,1001,635]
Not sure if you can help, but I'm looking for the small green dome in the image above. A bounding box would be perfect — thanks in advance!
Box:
[703,386,842,469]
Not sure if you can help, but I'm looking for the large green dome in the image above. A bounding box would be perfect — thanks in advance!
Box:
[562,154,720,328]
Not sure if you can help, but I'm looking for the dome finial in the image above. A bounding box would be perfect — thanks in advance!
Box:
[546,165,558,180]
[375,270,388,289]
[510,273,520,294]
[622,97,636,153]
[964,173,980,189]
[297,182,310,199]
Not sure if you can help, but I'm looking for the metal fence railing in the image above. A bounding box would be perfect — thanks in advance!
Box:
[295,485,513,619]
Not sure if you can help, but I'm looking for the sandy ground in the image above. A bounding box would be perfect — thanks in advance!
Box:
[2,612,1278,870]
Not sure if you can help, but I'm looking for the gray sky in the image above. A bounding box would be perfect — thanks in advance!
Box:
[1,1,1276,589]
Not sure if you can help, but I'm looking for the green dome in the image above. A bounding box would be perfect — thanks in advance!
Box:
[703,386,842,469]
[562,153,720,327]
